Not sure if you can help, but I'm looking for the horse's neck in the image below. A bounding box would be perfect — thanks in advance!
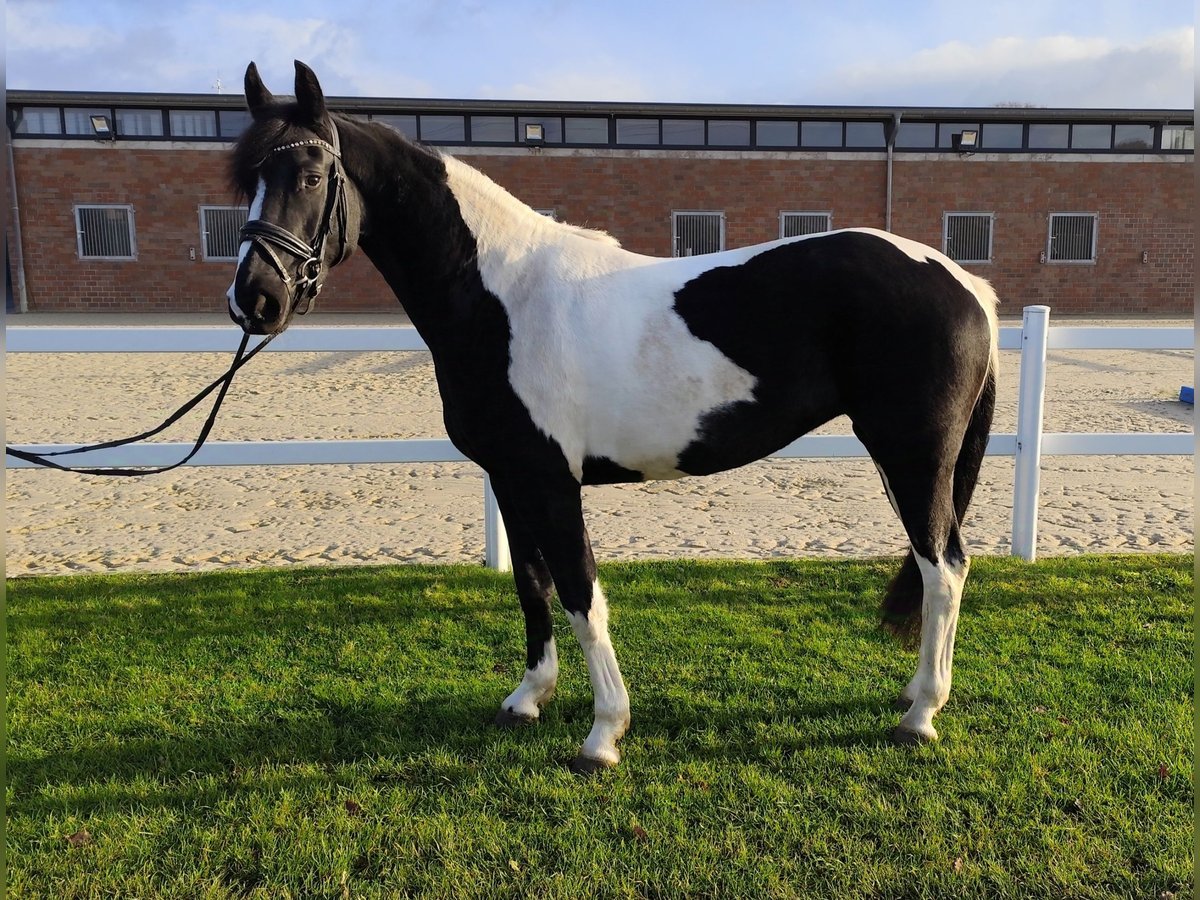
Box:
[355,141,627,344]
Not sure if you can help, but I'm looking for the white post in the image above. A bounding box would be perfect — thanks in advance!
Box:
[483,474,511,572]
[1012,305,1050,561]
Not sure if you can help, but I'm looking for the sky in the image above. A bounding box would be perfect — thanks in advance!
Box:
[5,0,1195,109]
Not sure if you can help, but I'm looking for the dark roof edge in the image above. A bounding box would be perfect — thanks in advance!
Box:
[5,90,1193,123]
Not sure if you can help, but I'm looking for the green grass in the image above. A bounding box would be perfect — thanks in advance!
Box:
[6,556,1193,899]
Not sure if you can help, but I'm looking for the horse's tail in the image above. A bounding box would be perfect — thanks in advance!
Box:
[882,275,999,643]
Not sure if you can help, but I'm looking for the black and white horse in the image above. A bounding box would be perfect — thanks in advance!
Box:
[228,62,998,774]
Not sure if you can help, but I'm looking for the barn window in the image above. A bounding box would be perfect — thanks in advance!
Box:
[780,211,831,238]
[170,110,217,138]
[943,213,994,264]
[75,205,136,260]
[200,206,249,261]
[1047,213,1098,263]
[672,211,724,257]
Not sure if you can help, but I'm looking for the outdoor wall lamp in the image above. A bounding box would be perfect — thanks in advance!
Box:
[523,123,545,144]
[90,115,114,141]
[952,129,978,152]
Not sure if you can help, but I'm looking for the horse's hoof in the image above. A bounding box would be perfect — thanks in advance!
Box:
[891,725,937,745]
[567,755,616,777]
[494,708,538,728]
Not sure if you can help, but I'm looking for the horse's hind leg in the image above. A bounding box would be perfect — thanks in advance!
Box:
[863,432,969,744]
[490,480,558,726]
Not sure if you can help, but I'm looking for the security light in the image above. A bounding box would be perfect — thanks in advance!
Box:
[524,122,545,144]
[952,129,979,151]
[90,115,113,139]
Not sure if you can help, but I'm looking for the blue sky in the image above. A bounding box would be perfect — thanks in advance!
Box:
[6,0,1195,108]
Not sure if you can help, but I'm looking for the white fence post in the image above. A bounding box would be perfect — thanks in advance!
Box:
[482,474,511,572]
[1012,305,1051,561]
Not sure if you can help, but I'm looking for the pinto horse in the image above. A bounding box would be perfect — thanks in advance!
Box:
[228,61,998,774]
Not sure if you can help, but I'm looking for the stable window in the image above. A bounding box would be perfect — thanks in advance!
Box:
[1113,124,1153,150]
[564,117,609,144]
[14,107,62,134]
[1161,126,1194,150]
[200,206,249,261]
[662,119,705,145]
[895,122,936,148]
[980,123,1024,149]
[170,110,217,138]
[75,205,136,260]
[116,109,164,137]
[780,211,831,238]
[373,115,418,138]
[1047,213,1098,263]
[756,120,798,147]
[470,116,515,142]
[616,118,659,144]
[1070,124,1112,150]
[801,121,843,147]
[943,213,994,264]
[673,211,724,257]
[845,121,886,148]
[420,115,465,142]
[707,120,750,146]
[218,110,252,138]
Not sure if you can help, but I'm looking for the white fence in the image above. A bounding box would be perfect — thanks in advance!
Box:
[7,305,1193,567]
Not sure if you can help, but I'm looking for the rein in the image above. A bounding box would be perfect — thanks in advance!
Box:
[5,120,350,477]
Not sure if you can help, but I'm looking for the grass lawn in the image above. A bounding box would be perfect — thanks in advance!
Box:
[6,555,1193,899]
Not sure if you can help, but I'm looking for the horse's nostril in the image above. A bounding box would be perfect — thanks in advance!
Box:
[252,293,281,322]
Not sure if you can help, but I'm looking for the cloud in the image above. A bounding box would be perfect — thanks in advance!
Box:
[818,26,1194,107]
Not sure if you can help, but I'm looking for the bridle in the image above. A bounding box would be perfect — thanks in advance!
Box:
[238,118,351,318]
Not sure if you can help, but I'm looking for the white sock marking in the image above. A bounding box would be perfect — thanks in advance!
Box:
[900,552,968,739]
[566,582,630,765]
[501,639,558,718]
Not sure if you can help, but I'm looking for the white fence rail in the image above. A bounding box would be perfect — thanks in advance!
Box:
[7,306,1193,566]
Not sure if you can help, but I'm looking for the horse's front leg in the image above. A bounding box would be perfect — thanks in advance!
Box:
[490,480,559,726]
[507,477,630,773]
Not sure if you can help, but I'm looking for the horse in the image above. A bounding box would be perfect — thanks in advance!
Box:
[227,61,999,774]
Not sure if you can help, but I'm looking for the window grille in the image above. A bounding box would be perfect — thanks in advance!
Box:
[943,213,993,264]
[75,205,136,259]
[672,212,724,257]
[200,207,249,260]
[780,211,831,238]
[1048,213,1098,263]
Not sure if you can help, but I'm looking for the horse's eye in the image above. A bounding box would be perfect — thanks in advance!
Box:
[304,173,322,188]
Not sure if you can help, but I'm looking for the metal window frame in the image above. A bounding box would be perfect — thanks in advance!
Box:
[779,210,832,238]
[671,210,726,257]
[1046,212,1099,264]
[942,211,995,264]
[198,205,249,262]
[74,204,137,260]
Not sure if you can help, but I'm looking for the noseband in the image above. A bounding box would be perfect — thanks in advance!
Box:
[239,120,350,317]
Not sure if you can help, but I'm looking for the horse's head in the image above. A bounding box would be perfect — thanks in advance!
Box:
[227,61,361,335]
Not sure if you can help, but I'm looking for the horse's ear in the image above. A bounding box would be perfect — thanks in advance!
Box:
[244,62,275,119]
[293,60,328,124]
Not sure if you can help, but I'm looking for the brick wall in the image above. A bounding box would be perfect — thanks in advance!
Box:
[8,144,1193,315]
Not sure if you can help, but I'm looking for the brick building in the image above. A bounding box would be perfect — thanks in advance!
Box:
[6,91,1193,316]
